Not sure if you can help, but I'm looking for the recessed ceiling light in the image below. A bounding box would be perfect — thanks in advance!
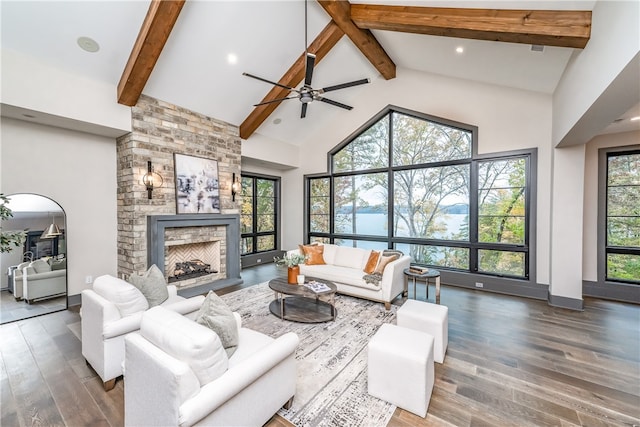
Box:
[455,46,464,54]
[227,53,238,64]
[273,118,282,125]
[631,116,640,121]
[77,36,99,53]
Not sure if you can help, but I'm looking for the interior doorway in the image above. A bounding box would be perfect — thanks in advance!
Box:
[1,194,67,324]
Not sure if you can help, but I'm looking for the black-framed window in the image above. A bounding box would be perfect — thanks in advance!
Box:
[240,174,279,256]
[605,150,640,284]
[305,106,534,281]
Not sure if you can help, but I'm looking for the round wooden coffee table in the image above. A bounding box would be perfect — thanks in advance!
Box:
[268,276,337,323]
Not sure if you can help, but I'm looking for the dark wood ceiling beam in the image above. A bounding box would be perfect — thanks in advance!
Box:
[351,5,591,49]
[117,0,185,106]
[240,21,344,140]
[318,0,396,80]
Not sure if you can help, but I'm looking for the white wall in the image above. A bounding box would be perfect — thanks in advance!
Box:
[242,133,300,169]
[583,130,640,281]
[1,117,118,296]
[550,144,587,300]
[552,0,640,146]
[0,48,131,137]
[277,67,554,285]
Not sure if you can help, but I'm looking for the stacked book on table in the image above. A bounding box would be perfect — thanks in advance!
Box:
[304,280,331,293]
[409,265,430,275]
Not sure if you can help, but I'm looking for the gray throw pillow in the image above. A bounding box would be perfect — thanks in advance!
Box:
[128,264,169,307]
[196,291,239,357]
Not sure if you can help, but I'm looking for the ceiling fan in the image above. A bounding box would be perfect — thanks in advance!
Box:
[242,0,370,118]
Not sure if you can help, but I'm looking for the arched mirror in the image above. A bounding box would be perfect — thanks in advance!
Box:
[1,194,67,323]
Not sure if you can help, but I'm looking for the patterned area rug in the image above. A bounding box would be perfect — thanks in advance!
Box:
[220,282,398,427]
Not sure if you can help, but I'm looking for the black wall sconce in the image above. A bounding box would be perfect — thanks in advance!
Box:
[231,173,241,202]
[142,160,163,199]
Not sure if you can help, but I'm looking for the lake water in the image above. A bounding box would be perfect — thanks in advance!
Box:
[335,213,467,242]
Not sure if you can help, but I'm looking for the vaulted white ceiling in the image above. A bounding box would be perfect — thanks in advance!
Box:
[6,0,634,146]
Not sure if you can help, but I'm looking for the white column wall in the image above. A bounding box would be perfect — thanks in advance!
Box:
[1,117,118,297]
[552,0,640,146]
[550,145,587,300]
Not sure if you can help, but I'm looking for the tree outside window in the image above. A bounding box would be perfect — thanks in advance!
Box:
[241,175,279,256]
[306,107,532,280]
[606,151,640,283]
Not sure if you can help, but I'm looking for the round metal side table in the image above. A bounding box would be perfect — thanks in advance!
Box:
[403,268,441,304]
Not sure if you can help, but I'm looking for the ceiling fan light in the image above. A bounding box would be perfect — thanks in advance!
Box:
[300,93,313,103]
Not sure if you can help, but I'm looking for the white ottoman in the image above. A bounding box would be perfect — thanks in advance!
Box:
[397,299,448,363]
[367,323,434,417]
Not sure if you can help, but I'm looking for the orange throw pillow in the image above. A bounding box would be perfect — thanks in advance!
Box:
[298,242,319,254]
[363,251,381,274]
[300,244,326,265]
[374,254,399,275]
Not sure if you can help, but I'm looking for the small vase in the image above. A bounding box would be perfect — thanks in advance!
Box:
[287,265,300,284]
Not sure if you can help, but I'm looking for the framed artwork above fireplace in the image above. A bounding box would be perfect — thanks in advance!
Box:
[174,153,220,214]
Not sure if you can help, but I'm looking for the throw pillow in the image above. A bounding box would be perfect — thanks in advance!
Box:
[128,264,169,307]
[374,254,399,275]
[301,244,326,265]
[196,291,239,357]
[141,306,228,386]
[363,250,381,274]
[383,249,404,258]
[30,259,51,273]
[93,275,149,317]
[334,246,367,269]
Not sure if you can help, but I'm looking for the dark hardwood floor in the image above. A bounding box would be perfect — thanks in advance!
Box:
[1,264,638,427]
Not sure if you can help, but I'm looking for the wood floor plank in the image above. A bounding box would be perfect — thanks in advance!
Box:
[1,352,21,427]
[1,267,638,427]
[18,319,110,426]
[494,369,638,425]
[83,376,124,427]
[0,321,65,427]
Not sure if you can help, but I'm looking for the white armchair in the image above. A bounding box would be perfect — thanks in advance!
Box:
[11,261,31,300]
[125,306,299,427]
[81,275,205,391]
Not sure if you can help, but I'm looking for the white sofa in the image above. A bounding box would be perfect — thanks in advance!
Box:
[290,244,411,310]
[21,258,66,303]
[81,275,205,391]
[125,306,299,427]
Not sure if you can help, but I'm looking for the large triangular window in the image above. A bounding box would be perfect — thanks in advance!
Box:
[306,106,536,288]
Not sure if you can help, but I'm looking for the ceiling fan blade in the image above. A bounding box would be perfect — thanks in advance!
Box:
[301,103,308,118]
[254,96,296,107]
[321,78,370,93]
[304,53,316,86]
[318,97,353,110]
[243,72,296,91]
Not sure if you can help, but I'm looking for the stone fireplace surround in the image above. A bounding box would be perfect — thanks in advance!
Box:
[148,214,242,298]
[116,95,242,296]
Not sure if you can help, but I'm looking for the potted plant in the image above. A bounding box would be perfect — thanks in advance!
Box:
[0,194,27,253]
[274,252,307,284]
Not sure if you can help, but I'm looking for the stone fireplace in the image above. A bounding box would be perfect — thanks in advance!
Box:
[116,95,242,295]
[147,214,241,296]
